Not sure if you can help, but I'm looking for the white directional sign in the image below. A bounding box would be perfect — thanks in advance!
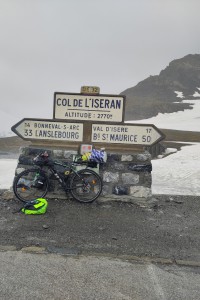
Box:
[11,119,83,142]
[92,124,164,146]
[54,92,125,123]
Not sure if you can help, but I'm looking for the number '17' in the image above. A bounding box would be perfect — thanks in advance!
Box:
[146,128,152,133]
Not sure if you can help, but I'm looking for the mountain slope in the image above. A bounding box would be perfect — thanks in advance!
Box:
[122,54,200,120]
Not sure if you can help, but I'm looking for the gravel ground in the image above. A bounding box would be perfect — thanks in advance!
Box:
[0,194,200,262]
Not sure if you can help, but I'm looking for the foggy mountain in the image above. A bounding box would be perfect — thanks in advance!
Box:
[122,54,200,120]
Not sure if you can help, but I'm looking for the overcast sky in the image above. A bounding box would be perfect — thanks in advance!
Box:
[0,0,200,133]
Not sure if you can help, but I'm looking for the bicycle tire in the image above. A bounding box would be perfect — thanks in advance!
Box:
[70,169,102,203]
[13,168,49,203]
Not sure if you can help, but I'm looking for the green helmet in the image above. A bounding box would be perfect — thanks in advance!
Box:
[21,198,48,215]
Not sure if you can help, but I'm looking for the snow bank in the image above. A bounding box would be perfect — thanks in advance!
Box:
[0,159,17,189]
[126,100,200,132]
[152,144,200,196]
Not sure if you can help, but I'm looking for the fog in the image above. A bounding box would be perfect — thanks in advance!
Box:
[0,0,200,134]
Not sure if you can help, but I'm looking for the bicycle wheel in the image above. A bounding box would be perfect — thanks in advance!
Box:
[70,169,102,203]
[13,168,49,203]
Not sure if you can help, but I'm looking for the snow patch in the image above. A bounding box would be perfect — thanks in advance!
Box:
[126,99,200,132]
[174,91,184,98]
[152,144,200,196]
[193,91,200,97]
[0,159,17,189]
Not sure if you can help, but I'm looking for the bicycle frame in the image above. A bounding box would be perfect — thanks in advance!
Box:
[39,160,88,192]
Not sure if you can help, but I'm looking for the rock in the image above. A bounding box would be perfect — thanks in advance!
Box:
[103,171,119,183]
[129,186,152,198]
[42,224,49,229]
[2,190,13,200]
[128,164,152,172]
[121,155,133,162]
[174,200,183,204]
[122,173,139,185]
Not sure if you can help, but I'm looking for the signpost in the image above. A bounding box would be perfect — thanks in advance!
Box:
[54,92,125,123]
[11,119,83,142]
[11,86,165,149]
[92,123,164,146]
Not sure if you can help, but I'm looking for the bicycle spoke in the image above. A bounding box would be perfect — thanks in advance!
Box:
[13,169,49,202]
[70,169,102,203]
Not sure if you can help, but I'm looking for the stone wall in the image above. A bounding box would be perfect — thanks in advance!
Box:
[15,146,152,204]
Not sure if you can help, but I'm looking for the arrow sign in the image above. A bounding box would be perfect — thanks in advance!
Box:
[91,123,165,146]
[11,119,84,142]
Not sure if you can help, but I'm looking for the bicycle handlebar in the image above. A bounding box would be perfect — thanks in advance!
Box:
[33,151,97,168]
